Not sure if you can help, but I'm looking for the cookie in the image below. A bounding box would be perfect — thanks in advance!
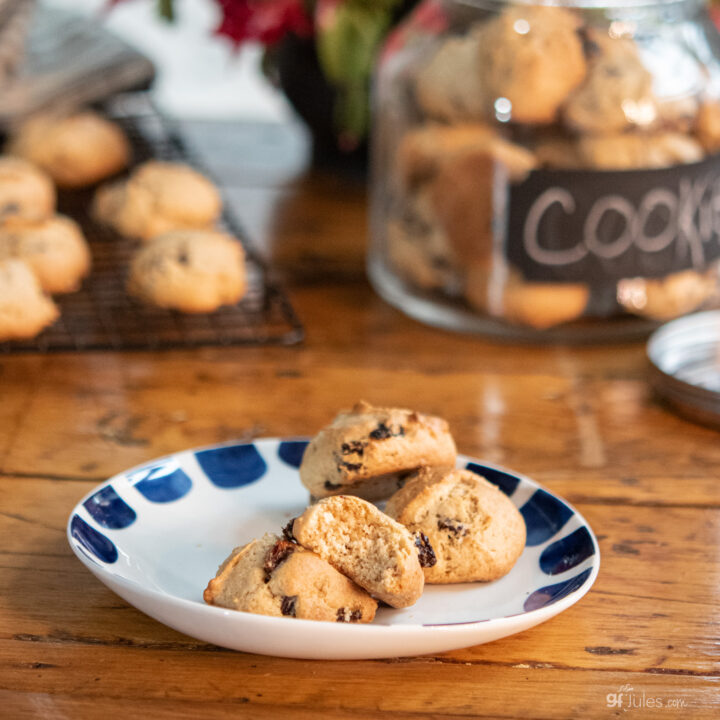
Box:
[299,400,457,501]
[476,5,586,124]
[415,31,486,122]
[564,29,657,134]
[204,533,377,623]
[127,229,247,313]
[385,467,526,583]
[695,101,720,153]
[289,495,433,608]
[93,161,221,241]
[0,215,91,294]
[0,156,55,220]
[617,268,717,321]
[8,111,130,188]
[466,264,590,329]
[387,190,459,292]
[576,133,703,170]
[0,258,58,340]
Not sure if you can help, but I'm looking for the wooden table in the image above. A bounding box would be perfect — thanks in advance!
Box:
[2,121,719,719]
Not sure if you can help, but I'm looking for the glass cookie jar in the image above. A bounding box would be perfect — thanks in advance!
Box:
[368,0,720,340]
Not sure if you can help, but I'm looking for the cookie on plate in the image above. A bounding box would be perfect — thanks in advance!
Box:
[299,400,457,501]
[204,533,377,623]
[0,156,55,220]
[0,258,59,340]
[0,215,91,294]
[476,5,586,124]
[93,161,221,241]
[8,111,130,188]
[385,467,526,584]
[127,229,247,313]
[415,31,486,122]
[563,29,657,135]
[289,495,434,608]
[617,268,718,321]
[466,264,590,329]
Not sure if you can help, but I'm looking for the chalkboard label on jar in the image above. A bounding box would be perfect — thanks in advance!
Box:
[506,154,720,282]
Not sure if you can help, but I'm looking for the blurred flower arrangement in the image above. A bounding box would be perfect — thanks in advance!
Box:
[146,0,420,155]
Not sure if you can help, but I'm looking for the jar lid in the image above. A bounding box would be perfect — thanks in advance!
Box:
[647,310,720,429]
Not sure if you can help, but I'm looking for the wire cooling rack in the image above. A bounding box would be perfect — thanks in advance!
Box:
[1,100,304,353]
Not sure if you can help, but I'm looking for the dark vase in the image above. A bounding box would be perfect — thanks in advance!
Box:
[275,33,369,177]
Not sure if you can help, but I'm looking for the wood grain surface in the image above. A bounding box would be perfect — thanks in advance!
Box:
[1,121,719,719]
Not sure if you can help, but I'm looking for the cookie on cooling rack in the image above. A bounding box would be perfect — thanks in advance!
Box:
[299,401,457,502]
[0,215,91,294]
[204,532,377,623]
[8,110,131,188]
[127,228,247,313]
[289,495,434,608]
[93,161,221,242]
[0,156,55,220]
[0,258,58,341]
[385,467,526,584]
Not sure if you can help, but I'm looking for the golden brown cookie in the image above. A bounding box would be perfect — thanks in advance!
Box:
[0,156,55,220]
[8,111,130,188]
[564,29,657,134]
[617,268,718,321]
[414,31,486,122]
[93,161,222,241]
[576,132,703,169]
[290,495,433,608]
[127,229,247,313]
[466,265,590,329]
[385,467,526,584]
[0,258,58,340]
[204,533,377,623]
[0,215,91,294]
[299,400,457,501]
[476,5,586,124]
[695,100,720,153]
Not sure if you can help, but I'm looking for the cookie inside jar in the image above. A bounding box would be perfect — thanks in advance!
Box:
[369,0,720,340]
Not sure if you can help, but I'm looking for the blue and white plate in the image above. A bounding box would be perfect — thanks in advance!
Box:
[67,439,600,659]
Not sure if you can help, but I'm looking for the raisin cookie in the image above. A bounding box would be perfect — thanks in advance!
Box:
[385,467,526,584]
[204,533,377,623]
[299,401,457,501]
[0,156,55,220]
[564,29,657,135]
[617,268,718,321]
[0,258,58,340]
[0,215,91,294]
[8,111,130,188]
[127,229,247,313]
[415,31,486,122]
[466,264,590,329]
[289,495,434,608]
[93,161,221,241]
[476,5,586,124]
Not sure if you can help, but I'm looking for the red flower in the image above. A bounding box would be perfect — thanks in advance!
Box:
[214,0,313,46]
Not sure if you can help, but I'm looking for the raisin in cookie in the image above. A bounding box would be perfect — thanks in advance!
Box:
[0,157,55,220]
[0,215,91,294]
[476,5,586,124]
[290,495,433,608]
[415,31,486,122]
[385,467,526,584]
[9,111,130,188]
[466,264,590,329]
[0,258,58,340]
[93,161,221,241]
[127,229,247,313]
[204,533,377,623]
[299,401,456,501]
[617,268,718,321]
[564,29,657,135]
